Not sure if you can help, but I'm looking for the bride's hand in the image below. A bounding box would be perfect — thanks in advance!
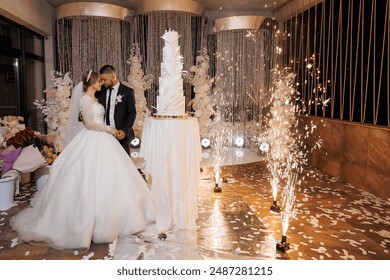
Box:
[116,130,126,140]
[110,128,118,137]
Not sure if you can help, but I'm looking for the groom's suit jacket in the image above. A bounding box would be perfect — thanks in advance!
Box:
[95,82,136,154]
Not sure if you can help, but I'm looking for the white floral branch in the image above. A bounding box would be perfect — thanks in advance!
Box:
[33,70,73,152]
[188,48,215,137]
[125,43,153,138]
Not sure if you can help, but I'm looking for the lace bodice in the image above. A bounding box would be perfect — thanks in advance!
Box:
[79,95,111,133]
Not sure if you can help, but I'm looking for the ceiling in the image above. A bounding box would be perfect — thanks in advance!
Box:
[44,0,292,17]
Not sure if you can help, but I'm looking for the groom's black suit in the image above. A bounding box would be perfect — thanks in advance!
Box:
[95,82,136,155]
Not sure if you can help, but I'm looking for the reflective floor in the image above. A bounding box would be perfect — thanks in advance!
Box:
[0,149,389,260]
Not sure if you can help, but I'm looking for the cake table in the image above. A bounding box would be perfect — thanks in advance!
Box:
[140,116,201,233]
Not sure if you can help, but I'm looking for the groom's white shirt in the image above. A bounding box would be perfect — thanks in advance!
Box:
[105,81,120,128]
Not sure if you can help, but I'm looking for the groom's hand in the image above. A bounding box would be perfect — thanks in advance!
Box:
[116,130,126,140]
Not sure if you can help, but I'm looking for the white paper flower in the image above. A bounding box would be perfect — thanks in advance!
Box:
[126,43,153,138]
[189,48,214,137]
[194,110,203,118]
[34,70,73,152]
[60,99,69,109]
[0,116,26,141]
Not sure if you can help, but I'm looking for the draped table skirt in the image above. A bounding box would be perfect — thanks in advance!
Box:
[140,117,201,232]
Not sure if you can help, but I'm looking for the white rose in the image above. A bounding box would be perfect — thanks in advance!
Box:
[60,99,69,109]
[195,110,203,118]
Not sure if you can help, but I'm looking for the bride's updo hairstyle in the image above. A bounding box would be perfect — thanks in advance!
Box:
[82,70,99,91]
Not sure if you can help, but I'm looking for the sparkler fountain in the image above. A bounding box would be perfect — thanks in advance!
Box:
[266,68,324,252]
[269,164,282,213]
[211,106,224,193]
[277,156,298,252]
[210,18,274,192]
[265,69,296,213]
[210,52,228,193]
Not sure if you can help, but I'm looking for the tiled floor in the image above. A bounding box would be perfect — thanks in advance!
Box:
[0,152,389,260]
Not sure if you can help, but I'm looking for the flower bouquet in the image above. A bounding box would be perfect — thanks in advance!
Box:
[0,115,26,142]
[6,128,42,148]
[40,145,58,165]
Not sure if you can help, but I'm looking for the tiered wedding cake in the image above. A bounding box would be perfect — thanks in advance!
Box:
[156,30,186,116]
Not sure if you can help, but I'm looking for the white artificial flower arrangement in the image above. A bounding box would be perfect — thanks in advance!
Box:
[188,48,215,137]
[0,115,26,143]
[125,43,153,138]
[34,71,73,152]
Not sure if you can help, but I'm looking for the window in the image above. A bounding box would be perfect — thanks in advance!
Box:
[0,16,45,132]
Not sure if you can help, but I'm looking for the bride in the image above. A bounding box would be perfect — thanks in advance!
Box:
[10,70,155,251]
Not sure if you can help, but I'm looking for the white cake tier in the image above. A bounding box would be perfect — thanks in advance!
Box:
[157,95,185,116]
[157,30,185,116]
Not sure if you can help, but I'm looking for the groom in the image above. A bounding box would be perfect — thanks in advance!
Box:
[96,65,136,155]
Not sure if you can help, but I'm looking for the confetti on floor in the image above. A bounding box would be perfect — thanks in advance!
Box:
[0,161,389,260]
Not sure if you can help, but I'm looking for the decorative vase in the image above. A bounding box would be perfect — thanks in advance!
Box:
[0,176,15,210]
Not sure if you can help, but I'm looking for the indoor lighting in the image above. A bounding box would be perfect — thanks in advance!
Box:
[201,137,211,149]
[202,151,210,159]
[130,137,140,148]
[259,141,270,154]
[131,151,140,158]
[235,136,244,147]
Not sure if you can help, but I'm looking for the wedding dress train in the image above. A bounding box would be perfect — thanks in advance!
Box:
[10,95,155,250]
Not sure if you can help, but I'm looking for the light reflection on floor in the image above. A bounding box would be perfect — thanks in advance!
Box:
[1,148,389,260]
[114,149,274,260]
[130,147,265,169]
[115,147,390,260]
[114,175,277,260]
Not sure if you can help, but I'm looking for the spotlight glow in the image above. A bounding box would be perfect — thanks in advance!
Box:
[131,151,140,158]
[201,137,211,149]
[235,137,244,147]
[202,151,210,159]
[235,149,244,158]
[130,137,140,148]
[259,141,270,153]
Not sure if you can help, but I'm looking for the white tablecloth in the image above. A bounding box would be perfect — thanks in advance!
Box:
[140,117,201,232]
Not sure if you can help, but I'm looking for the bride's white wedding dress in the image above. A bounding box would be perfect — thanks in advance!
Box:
[10,95,155,250]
